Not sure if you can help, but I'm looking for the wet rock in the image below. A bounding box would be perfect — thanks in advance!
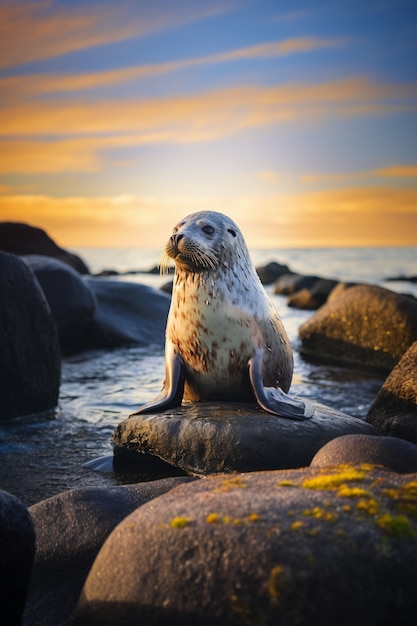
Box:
[311,434,417,473]
[299,285,417,372]
[255,261,291,285]
[367,342,417,443]
[85,278,170,348]
[22,255,97,355]
[113,402,380,475]
[160,279,174,295]
[74,467,417,626]
[24,478,194,626]
[287,278,339,310]
[0,489,35,626]
[273,273,318,295]
[327,281,359,303]
[0,252,60,420]
[0,222,89,274]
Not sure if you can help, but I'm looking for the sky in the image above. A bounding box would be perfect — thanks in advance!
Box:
[0,0,416,249]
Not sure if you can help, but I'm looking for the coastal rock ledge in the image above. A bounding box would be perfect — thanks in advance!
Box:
[113,402,380,475]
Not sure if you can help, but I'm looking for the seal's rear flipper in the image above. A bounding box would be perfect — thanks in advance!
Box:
[129,351,185,417]
[248,350,314,420]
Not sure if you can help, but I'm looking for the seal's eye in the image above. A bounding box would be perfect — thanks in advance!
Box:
[202,225,215,236]
[227,228,237,237]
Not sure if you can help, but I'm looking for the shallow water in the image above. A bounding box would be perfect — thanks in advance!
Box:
[0,246,415,506]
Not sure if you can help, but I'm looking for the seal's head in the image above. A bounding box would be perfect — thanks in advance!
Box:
[161,211,248,274]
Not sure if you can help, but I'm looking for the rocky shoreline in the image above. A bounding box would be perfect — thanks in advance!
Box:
[1,222,416,625]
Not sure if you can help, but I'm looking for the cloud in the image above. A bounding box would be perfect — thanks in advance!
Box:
[1,185,416,248]
[0,0,229,70]
[0,36,345,103]
[1,76,415,144]
[300,163,417,184]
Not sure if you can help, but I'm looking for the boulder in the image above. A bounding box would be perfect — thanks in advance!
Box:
[74,467,417,626]
[22,256,97,355]
[0,222,89,274]
[367,342,417,443]
[273,273,318,295]
[0,252,60,420]
[287,278,339,310]
[255,261,291,285]
[326,281,358,304]
[0,489,35,626]
[311,434,417,474]
[85,278,170,348]
[113,401,380,475]
[299,285,417,371]
[23,478,194,626]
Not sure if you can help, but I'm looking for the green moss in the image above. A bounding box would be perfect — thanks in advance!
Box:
[377,513,417,538]
[355,498,379,517]
[170,516,191,529]
[302,468,366,490]
[302,507,338,522]
[268,565,288,601]
[214,475,248,493]
[337,485,372,498]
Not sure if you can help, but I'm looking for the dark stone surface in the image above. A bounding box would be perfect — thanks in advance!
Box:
[23,478,194,626]
[113,402,380,475]
[22,255,97,355]
[311,434,417,473]
[0,251,60,420]
[84,277,170,349]
[255,261,291,285]
[287,278,339,310]
[299,285,417,371]
[74,467,417,626]
[0,222,89,274]
[367,342,417,443]
[0,489,35,626]
[273,273,319,295]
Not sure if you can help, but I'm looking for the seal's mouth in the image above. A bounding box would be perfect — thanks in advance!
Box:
[163,238,218,272]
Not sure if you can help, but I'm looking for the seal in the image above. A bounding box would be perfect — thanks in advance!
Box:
[130,211,312,419]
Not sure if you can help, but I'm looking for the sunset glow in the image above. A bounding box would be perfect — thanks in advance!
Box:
[0,0,416,248]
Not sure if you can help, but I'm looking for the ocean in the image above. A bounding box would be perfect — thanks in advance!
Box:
[0,246,416,506]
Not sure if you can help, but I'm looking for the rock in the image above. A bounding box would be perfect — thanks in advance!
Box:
[0,222,89,274]
[74,467,417,626]
[327,281,358,304]
[22,255,97,355]
[367,342,417,443]
[0,489,35,626]
[287,278,339,310]
[160,279,174,295]
[24,478,194,626]
[0,252,60,420]
[311,434,417,473]
[299,285,417,371]
[85,278,170,349]
[273,273,318,295]
[255,261,291,285]
[113,402,380,475]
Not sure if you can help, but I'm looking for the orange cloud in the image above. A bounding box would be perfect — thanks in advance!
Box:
[1,185,416,248]
[0,1,227,70]
[300,164,417,184]
[1,77,415,145]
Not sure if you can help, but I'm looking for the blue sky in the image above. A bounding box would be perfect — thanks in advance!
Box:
[0,0,416,247]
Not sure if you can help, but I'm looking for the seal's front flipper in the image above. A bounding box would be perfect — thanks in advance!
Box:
[248,349,314,420]
[129,349,185,417]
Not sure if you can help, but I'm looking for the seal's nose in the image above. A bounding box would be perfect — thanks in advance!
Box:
[171,233,184,246]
